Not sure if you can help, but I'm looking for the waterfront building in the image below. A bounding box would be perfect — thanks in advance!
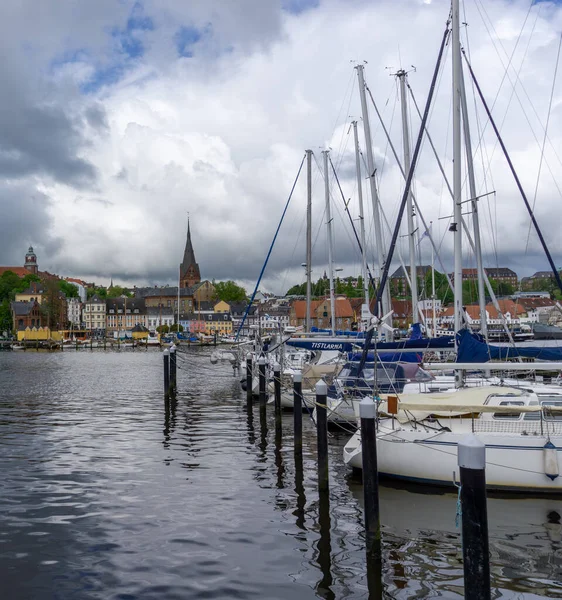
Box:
[105,298,147,336]
[289,296,354,330]
[15,281,44,303]
[11,300,43,331]
[146,306,174,331]
[83,295,106,336]
[65,278,88,302]
[67,297,82,328]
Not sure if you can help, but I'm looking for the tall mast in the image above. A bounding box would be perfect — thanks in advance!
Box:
[305,149,313,332]
[397,70,419,326]
[459,64,488,341]
[431,222,437,337]
[356,64,393,338]
[352,121,370,307]
[322,150,337,335]
[452,0,463,380]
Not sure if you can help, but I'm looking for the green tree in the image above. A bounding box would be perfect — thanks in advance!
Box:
[286,283,306,296]
[170,323,184,332]
[213,280,247,302]
[0,299,12,335]
[59,280,79,299]
[107,285,132,298]
[157,324,170,334]
[41,279,68,329]
[87,286,107,299]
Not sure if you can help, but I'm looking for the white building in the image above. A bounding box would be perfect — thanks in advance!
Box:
[83,295,106,334]
[67,298,82,327]
[66,278,87,303]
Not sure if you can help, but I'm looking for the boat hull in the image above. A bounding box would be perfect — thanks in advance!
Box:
[343,423,562,492]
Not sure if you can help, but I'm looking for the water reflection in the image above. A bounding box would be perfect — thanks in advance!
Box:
[315,490,334,600]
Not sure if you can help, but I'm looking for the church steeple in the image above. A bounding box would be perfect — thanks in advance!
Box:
[25,246,38,274]
[179,218,201,288]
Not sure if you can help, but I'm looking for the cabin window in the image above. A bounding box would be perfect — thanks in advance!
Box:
[493,400,524,420]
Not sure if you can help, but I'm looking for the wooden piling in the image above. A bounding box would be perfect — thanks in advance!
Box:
[293,371,302,457]
[258,356,267,406]
[246,353,253,406]
[273,362,282,432]
[459,434,491,600]
[360,398,382,564]
[169,347,177,397]
[315,380,329,493]
[163,349,170,399]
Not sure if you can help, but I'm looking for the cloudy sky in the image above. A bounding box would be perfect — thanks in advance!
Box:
[1,0,562,294]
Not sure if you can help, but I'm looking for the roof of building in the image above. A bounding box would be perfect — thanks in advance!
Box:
[66,277,87,286]
[390,265,434,278]
[135,286,193,298]
[0,267,32,278]
[514,297,556,310]
[146,306,174,316]
[292,297,354,319]
[106,298,147,312]
[180,219,200,281]
[391,299,413,318]
[10,301,39,316]
[229,302,257,316]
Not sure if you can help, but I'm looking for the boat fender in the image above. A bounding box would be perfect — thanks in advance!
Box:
[544,441,559,481]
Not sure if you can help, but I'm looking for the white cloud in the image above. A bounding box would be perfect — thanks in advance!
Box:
[2,0,562,294]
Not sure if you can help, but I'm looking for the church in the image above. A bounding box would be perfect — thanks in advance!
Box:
[179,219,201,288]
[0,246,41,278]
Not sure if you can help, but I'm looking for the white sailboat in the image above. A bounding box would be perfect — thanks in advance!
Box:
[342,0,562,492]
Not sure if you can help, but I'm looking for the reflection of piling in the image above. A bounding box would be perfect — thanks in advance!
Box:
[459,435,490,600]
[246,354,253,406]
[169,347,177,397]
[163,349,170,399]
[273,362,282,432]
[258,356,267,406]
[317,488,333,597]
[360,398,381,561]
[293,371,303,457]
[315,380,329,493]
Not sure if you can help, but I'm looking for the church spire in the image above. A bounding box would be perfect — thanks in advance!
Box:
[179,217,201,289]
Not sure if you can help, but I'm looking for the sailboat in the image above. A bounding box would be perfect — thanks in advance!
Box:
[341,0,562,492]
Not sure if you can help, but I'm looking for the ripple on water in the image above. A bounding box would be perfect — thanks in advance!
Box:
[1,350,562,599]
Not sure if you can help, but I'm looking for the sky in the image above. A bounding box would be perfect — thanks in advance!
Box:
[1,0,562,295]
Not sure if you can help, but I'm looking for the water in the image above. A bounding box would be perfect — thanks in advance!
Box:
[1,349,561,599]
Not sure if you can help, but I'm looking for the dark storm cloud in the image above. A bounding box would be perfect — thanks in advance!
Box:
[0,183,62,267]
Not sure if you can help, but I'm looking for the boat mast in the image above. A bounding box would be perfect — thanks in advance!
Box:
[397,70,419,327]
[452,0,463,381]
[352,121,370,310]
[322,149,337,335]
[305,149,313,332]
[431,222,437,337]
[356,64,393,339]
[459,63,488,341]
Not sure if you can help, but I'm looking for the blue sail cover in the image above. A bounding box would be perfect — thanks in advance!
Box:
[456,328,562,362]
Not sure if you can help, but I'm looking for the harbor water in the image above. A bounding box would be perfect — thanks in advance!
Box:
[1,349,561,599]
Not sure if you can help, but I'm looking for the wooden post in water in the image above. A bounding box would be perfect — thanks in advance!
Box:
[258,356,267,406]
[315,380,329,493]
[169,347,177,397]
[163,349,170,400]
[246,353,253,406]
[273,362,282,431]
[459,435,491,600]
[360,398,382,561]
[293,371,303,457]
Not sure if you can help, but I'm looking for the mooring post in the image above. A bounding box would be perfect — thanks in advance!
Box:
[169,347,177,397]
[293,371,303,457]
[360,397,382,566]
[273,362,282,428]
[258,356,267,406]
[246,353,253,406]
[163,349,170,400]
[316,380,329,493]
[459,434,491,600]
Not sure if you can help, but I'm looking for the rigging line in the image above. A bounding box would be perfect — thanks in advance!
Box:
[525,31,562,254]
[235,154,306,341]
[474,1,562,194]
[463,50,562,296]
[329,155,376,284]
[355,19,451,381]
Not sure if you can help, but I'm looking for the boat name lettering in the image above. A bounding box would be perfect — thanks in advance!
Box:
[311,342,342,350]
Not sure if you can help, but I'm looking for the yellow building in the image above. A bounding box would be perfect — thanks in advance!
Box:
[17,327,62,342]
[204,313,233,335]
[213,300,230,313]
[15,282,44,304]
